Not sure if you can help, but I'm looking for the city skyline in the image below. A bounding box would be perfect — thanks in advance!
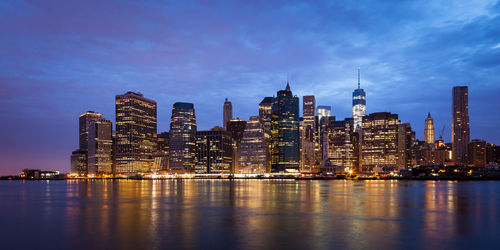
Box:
[1,0,500,175]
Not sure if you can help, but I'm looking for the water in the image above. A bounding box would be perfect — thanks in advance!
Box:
[1,180,499,249]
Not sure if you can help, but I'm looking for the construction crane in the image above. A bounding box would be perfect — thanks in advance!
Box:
[439,125,446,140]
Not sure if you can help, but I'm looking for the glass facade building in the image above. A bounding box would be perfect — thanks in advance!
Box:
[361,112,400,171]
[115,92,157,173]
[87,118,113,176]
[452,86,470,165]
[223,98,232,130]
[169,102,197,173]
[238,116,268,173]
[324,118,359,170]
[195,129,233,174]
[271,83,300,172]
[352,69,366,132]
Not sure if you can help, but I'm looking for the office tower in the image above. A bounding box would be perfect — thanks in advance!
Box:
[153,132,169,172]
[79,111,103,151]
[352,68,366,132]
[195,128,233,174]
[302,96,317,172]
[87,118,113,176]
[271,83,300,172]
[239,116,268,173]
[317,106,332,125]
[323,118,359,171]
[227,119,247,173]
[223,98,233,130]
[169,102,197,173]
[397,123,414,169]
[424,112,435,144]
[115,92,157,173]
[259,97,274,138]
[361,112,401,171]
[468,139,486,167]
[452,86,470,165]
[486,144,500,165]
[70,149,87,176]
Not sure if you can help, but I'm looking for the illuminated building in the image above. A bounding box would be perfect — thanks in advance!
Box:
[79,111,103,151]
[361,112,402,171]
[259,97,274,138]
[239,116,268,173]
[324,118,359,170]
[468,139,486,167]
[195,128,233,174]
[115,91,157,173]
[70,149,87,176]
[487,144,500,165]
[424,112,435,144]
[87,118,113,176]
[223,98,233,130]
[352,68,366,132]
[227,119,247,173]
[317,106,331,125]
[153,132,169,172]
[452,86,470,165]
[169,102,197,173]
[271,83,300,172]
[397,123,414,169]
[302,95,317,172]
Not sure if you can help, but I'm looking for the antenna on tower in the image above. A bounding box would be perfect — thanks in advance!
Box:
[357,67,361,89]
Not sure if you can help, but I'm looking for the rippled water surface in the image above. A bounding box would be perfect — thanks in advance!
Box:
[1,180,500,249]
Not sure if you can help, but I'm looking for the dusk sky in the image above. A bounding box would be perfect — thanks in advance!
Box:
[1,0,499,175]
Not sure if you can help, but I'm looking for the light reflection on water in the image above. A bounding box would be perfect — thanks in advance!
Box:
[1,180,499,249]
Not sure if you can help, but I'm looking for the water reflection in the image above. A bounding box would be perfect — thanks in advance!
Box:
[0,180,499,249]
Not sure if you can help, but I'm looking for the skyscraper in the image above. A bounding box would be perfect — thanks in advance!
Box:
[361,112,401,171]
[324,118,359,170]
[227,119,247,173]
[87,118,113,176]
[169,102,197,173]
[238,116,268,173]
[452,86,470,165]
[271,83,300,172]
[70,149,87,176]
[352,68,366,132]
[223,98,233,130]
[195,128,233,174]
[424,112,435,144]
[468,139,486,167]
[79,111,103,151]
[302,95,317,172]
[259,97,274,138]
[317,106,332,125]
[115,92,157,173]
[153,132,169,172]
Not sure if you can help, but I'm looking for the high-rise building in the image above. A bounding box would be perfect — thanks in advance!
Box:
[361,112,401,171]
[317,106,332,125]
[239,116,268,173]
[352,68,366,132]
[424,112,435,144]
[259,97,274,138]
[302,96,317,172]
[153,132,169,172]
[452,86,470,165]
[227,119,247,173]
[70,149,87,176]
[223,98,233,130]
[397,123,414,169]
[324,118,359,170]
[79,111,103,151]
[271,83,300,172]
[169,102,197,173]
[195,129,233,174]
[115,92,157,173]
[87,118,113,176]
[468,139,486,167]
[487,144,500,165]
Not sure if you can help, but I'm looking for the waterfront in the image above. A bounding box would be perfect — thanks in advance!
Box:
[1,180,500,249]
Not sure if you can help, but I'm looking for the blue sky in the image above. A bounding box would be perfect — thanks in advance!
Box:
[1,0,499,174]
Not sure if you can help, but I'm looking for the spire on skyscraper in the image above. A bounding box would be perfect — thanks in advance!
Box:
[427,112,431,118]
[286,82,291,92]
[357,67,361,89]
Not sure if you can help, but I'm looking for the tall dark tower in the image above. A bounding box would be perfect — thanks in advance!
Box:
[115,92,157,173]
[271,82,300,172]
[223,98,233,130]
[452,86,470,165]
[169,102,197,173]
